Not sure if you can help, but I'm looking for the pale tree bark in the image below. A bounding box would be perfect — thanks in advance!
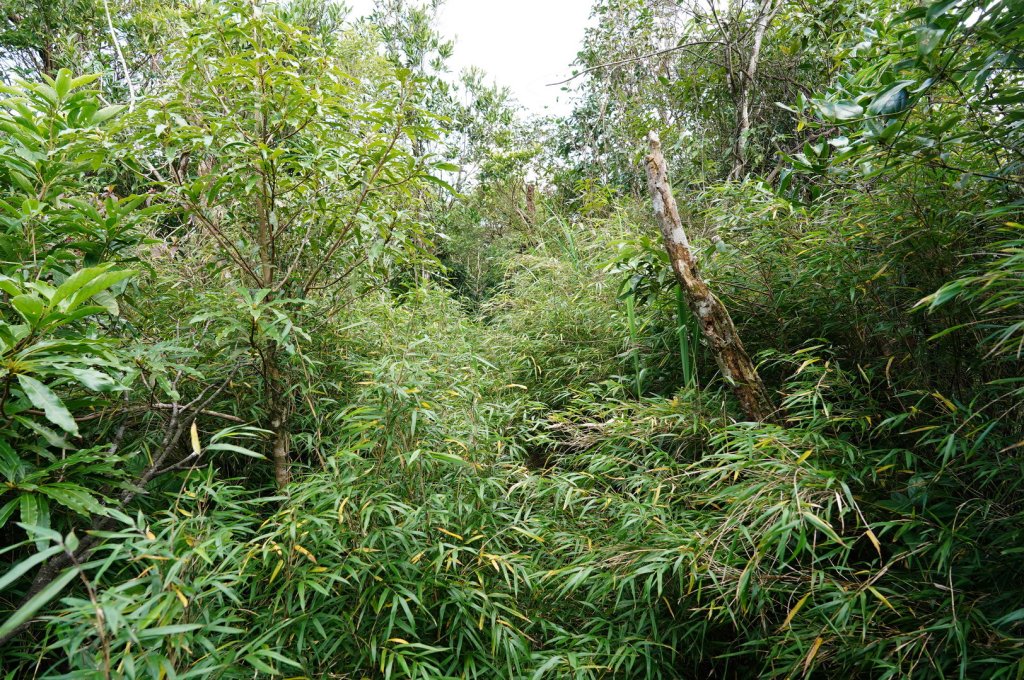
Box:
[728,0,783,180]
[644,131,775,422]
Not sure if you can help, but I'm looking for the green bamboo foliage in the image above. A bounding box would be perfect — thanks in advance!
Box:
[2,0,1024,678]
[676,285,697,389]
[625,292,644,396]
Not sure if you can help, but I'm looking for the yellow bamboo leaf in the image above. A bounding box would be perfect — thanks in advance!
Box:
[173,587,189,608]
[268,559,284,585]
[293,544,316,563]
[804,636,824,673]
[387,638,409,645]
[932,391,957,412]
[190,422,201,455]
[780,593,810,630]
[795,358,819,375]
[868,586,898,613]
[869,262,890,281]
[337,497,349,524]
[510,526,545,543]
[436,527,463,541]
[865,529,882,557]
[796,449,813,464]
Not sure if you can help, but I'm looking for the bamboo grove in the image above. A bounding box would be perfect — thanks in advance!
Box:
[1,0,1023,677]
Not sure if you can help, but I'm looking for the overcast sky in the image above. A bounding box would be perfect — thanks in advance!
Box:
[346,0,594,115]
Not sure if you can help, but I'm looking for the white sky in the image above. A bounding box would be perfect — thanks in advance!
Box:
[346,0,593,115]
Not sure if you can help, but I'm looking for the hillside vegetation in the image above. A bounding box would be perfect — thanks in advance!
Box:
[1,0,1023,677]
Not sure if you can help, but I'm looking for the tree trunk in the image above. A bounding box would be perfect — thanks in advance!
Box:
[271,406,291,488]
[264,348,292,489]
[728,0,782,180]
[644,131,775,422]
[525,183,537,225]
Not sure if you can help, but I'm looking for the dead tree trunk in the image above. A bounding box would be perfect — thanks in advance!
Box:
[644,131,775,422]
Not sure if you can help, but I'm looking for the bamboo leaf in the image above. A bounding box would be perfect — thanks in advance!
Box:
[0,566,79,640]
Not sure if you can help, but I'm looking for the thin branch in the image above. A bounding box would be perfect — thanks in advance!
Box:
[546,41,725,87]
[27,403,244,424]
[102,0,136,112]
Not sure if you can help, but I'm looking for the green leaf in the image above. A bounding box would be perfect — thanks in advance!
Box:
[0,497,19,531]
[54,70,72,100]
[11,295,45,325]
[37,483,106,517]
[137,624,205,639]
[41,305,109,329]
[0,544,63,592]
[926,0,959,22]
[52,267,108,307]
[17,375,79,436]
[0,277,21,296]
[868,82,913,116]
[426,450,472,467]
[813,99,863,121]
[91,105,125,126]
[15,417,71,448]
[62,367,119,392]
[802,511,848,547]
[0,439,19,482]
[69,74,102,89]
[67,270,134,313]
[19,494,50,551]
[422,174,456,193]
[917,26,945,56]
[205,442,267,459]
[0,566,79,640]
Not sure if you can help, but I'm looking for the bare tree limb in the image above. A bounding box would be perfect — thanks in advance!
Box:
[546,41,725,86]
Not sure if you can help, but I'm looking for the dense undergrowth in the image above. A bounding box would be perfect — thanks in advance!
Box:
[3,0,1024,678]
